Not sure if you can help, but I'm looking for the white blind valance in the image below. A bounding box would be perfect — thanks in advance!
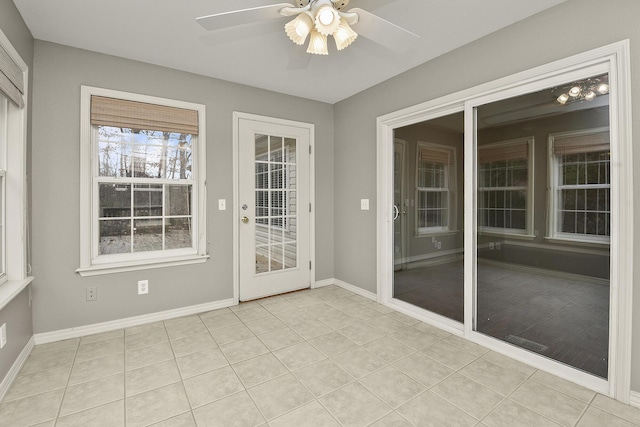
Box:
[553,131,610,155]
[478,142,528,164]
[0,43,25,108]
[91,96,199,135]
[419,147,451,165]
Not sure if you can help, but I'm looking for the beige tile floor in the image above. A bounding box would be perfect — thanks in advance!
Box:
[1,285,640,427]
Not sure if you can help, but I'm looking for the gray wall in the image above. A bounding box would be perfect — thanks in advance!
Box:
[0,0,33,384]
[30,41,334,333]
[333,0,640,392]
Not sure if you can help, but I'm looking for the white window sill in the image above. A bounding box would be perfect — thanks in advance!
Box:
[544,236,610,248]
[76,255,209,277]
[0,276,34,311]
[415,230,459,238]
[479,230,535,240]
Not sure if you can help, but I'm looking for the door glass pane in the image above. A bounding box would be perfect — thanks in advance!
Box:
[255,134,298,274]
[475,73,610,379]
[393,112,465,322]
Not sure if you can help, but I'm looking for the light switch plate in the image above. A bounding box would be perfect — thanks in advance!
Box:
[218,199,226,211]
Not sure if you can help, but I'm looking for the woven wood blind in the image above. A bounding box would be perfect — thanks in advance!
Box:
[91,96,199,135]
[553,131,609,155]
[0,43,25,108]
[419,147,451,165]
[478,142,528,164]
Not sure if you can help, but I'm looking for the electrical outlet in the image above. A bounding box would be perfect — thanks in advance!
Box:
[0,323,6,349]
[360,199,369,210]
[138,280,149,295]
[86,286,97,301]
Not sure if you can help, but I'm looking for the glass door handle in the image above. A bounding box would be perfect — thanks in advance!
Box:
[393,205,399,220]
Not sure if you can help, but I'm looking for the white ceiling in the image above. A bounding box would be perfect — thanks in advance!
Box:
[13,0,566,104]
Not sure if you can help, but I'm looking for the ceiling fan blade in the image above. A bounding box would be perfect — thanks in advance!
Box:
[348,7,419,53]
[287,46,312,70]
[196,3,295,31]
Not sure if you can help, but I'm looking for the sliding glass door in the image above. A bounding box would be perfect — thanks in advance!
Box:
[473,72,611,378]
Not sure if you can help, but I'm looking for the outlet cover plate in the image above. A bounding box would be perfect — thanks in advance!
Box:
[138,280,149,295]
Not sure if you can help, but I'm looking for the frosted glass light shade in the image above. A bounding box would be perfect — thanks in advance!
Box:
[334,20,358,50]
[307,30,328,55]
[285,12,314,45]
[557,93,569,104]
[315,5,340,36]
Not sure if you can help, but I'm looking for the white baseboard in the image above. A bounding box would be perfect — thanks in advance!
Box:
[333,279,377,301]
[314,279,335,288]
[34,298,235,345]
[0,336,34,401]
[630,391,640,409]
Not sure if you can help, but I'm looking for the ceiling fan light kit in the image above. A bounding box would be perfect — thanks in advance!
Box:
[284,11,314,45]
[196,0,420,58]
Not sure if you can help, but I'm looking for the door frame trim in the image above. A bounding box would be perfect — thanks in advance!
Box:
[376,40,633,402]
[232,112,315,305]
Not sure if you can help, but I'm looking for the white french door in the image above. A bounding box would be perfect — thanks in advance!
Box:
[236,114,312,301]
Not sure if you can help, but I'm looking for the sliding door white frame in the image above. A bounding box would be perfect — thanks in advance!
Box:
[376,40,633,402]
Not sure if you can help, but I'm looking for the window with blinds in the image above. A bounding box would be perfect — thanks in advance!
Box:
[79,87,207,275]
[549,128,610,242]
[416,143,455,233]
[477,138,532,234]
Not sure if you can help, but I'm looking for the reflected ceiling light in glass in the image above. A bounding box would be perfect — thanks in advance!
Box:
[557,93,569,105]
[597,83,610,94]
[569,86,582,97]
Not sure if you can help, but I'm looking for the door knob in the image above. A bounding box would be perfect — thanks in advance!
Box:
[241,216,249,224]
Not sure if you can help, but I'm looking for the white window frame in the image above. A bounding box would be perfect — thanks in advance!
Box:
[0,28,31,308]
[478,137,535,238]
[548,127,610,245]
[415,142,457,235]
[77,86,208,276]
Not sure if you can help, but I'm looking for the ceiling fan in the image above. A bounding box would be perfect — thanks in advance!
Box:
[196,0,420,56]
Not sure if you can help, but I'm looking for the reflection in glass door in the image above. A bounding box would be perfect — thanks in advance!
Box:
[393,140,407,272]
[392,112,465,323]
[474,73,611,378]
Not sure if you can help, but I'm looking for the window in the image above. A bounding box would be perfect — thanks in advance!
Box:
[78,87,207,276]
[478,138,533,236]
[0,32,28,287]
[549,128,610,244]
[416,143,455,234]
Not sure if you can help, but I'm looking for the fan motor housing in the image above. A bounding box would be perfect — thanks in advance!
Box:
[295,0,350,10]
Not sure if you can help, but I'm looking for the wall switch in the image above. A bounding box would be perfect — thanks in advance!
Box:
[0,323,6,349]
[218,199,226,211]
[138,280,149,295]
[86,286,97,301]
[360,199,370,210]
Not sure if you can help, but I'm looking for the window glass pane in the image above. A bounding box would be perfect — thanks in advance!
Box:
[99,219,131,254]
[165,218,192,250]
[133,219,163,252]
[0,174,4,278]
[99,183,131,218]
[475,73,611,379]
[98,127,193,180]
[166,185,191,216]
[393,111,464,323]
[134,184,162,216]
